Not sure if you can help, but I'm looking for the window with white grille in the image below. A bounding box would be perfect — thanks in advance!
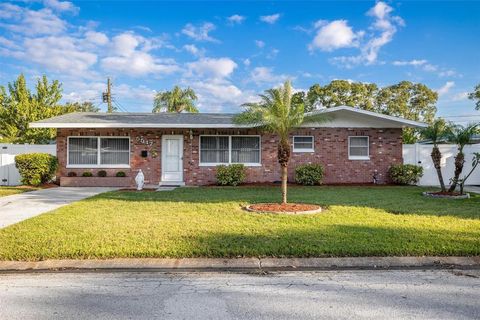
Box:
[293,136,314,152]
[348,136,369,160]
[200,136,261,165]
[68,137,130,167]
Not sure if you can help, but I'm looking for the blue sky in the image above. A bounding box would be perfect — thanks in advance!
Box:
[0,1,479,123]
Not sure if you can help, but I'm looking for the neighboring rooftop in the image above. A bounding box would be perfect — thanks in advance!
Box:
[29,106,427,129]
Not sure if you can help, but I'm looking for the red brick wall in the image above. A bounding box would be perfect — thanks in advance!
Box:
[57,127,402,186]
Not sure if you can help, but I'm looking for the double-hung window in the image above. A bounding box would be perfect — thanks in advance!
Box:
[348,136,369,160]
[68,137,130,167]
[200,136,260,165]
[293,136,314,152]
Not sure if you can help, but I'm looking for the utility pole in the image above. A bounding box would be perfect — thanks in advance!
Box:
[102,77,113,113]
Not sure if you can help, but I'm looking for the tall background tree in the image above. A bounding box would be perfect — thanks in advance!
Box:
[302,80,438,143]
[234,81,327,204]
[153,86,198,113]
[0,74,98,144]
[468,84,480,110]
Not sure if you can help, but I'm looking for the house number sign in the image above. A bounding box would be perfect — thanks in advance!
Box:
[136,136,154,147]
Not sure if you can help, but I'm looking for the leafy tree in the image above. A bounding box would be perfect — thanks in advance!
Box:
[306,80,438,143]
[234,81,328,204]
[307,80,378,112]
[447,123,479,192]
[63,101,100,113]
[468,84,480,110]
[421,119,451,192]
[376,81,437,143]
[0,74,97,144]
[153,86,198,113]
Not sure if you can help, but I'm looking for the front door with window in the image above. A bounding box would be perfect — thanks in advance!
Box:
[161,135,184,184]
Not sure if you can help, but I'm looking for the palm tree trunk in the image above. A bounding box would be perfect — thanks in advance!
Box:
[448,152,465,193]
[278,140,290,204]
[431,146,446,192]
[281,165,288,204]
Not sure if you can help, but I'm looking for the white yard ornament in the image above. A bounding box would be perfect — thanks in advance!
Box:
[135,169,145,191]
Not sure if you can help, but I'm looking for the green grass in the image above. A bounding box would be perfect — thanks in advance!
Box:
[0,186,37,197]
[0,186,479,261]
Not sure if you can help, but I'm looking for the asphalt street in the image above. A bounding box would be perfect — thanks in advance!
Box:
[0,269,479,319]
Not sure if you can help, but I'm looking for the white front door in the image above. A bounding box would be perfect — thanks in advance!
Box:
[161,135,184,183]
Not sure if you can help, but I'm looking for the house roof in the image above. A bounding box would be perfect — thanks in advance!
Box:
[29,106,427,129]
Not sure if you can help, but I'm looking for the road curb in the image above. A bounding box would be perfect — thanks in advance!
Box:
[0,256,479,273]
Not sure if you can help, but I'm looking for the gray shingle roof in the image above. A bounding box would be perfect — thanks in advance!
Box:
[29,106,428,129]
[30,112,240,128]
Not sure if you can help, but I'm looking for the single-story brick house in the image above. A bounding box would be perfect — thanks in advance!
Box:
[30,106,426,187]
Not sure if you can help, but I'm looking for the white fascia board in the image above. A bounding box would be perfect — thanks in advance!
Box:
[308,106,428,128]
[29,122,253,129]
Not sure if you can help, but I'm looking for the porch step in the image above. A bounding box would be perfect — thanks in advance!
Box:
[156,186,177,192]
[158,181,185,187]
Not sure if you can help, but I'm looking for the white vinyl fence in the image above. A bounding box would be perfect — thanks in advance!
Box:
[403,144,480,186]
[0,144,56,186]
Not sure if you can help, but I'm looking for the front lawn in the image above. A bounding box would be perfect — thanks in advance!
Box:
[0,186,479,260]
[0,186,37,198]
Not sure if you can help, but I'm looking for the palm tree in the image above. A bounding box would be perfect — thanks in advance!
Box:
[447,123,479,192]
[421,119,450,192]
[153,86,198,113]
[234,80,328,204]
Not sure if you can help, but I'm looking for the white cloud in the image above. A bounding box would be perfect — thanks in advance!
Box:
[309,20,358,52]
[84,31,108,45]
[181,22,218,42]
[439,69,457,77]
[260,13,280,24]
[255,40,265,48]
[183,44,204,57]
[332,2,403,67]
[451,91,469,102]
[23,36,97,75]
[42,0,79,14]
[227,14,245,25]
[0,3,22,19]
[392,59,427,66]
[250,66,289,84]
[437,81,455,96]
[101,32,178,76]
[2,7,67,35]
[186,57,237,79]
[243,58,251,66]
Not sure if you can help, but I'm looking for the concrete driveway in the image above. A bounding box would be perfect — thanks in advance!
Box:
[0,187,116,228]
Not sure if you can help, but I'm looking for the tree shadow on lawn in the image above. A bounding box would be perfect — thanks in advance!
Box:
[1,221,479,260]
[176,224,480,258]
[91,186,480,219]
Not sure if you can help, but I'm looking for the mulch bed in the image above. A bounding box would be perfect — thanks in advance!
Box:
[423,191,470,199]
[245,203,322,214]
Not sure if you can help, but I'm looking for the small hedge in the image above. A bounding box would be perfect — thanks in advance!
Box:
[216,164,246,186]
[14,153,58,186]
[82,172,93,177]
[98,170,107,177]
[295,163,324,185]
[388,164,423,185]
[116,171,126,177]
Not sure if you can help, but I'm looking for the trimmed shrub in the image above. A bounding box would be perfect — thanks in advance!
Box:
[67,171,77,177]
[97,170,107,177]
[295,163,324,186]
[116,171,126,177]
[14,153,58,186]
[82,171,93,177]
[388,164,423,185]
[216,164,246,186]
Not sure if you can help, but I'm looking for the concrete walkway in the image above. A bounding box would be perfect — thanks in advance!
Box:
[0,187,116,229]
